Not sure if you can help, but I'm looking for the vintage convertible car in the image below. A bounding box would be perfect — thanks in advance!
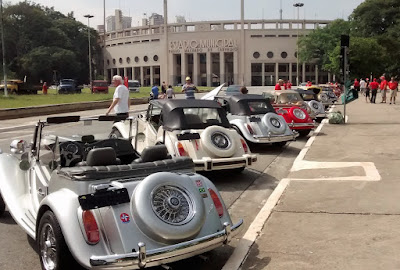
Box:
[214,94,297,146]
[295,86,335,107]
[262,89,326,121]
[319,84,339,103]
[0,116,243,270]
[112,99,257,172]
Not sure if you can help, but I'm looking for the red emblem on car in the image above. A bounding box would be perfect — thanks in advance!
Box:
[120,213,130,223]
[196,180,203,187]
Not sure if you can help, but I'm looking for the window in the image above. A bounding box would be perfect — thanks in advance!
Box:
[246,101,272,114]
[294,52,298,58]
[126,57,131,64]
[281,52,288,59]
[119,58,123,64]
[153,55,159,62]
[144,56,148,62]
[182,108,223,128]
[267,51,274,58]
[135,56,139,63]
[112,59,116,65]
[106,59,110,66]
[253,52,260,59]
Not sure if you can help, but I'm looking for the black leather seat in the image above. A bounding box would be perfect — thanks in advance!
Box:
[134,145,170,163]
[78,147,121,166]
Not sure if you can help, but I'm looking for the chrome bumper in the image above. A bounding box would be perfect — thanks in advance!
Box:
[289,121,319,129]
[194,154,257,171]
[316,113,327,118]
[251,132,298,143]
[90,220,243,269]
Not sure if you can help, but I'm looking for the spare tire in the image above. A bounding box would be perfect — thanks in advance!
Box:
[201,126,237,158]
[262,113,286,134]
[131,172,206,244]
[319,93,328,102]
[309,100,322,112]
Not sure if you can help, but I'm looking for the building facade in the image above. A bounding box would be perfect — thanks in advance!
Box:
[106,9,132,32]
[102,19,332,87]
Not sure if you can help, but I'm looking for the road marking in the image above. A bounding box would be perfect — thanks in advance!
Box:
[222,103,380,270]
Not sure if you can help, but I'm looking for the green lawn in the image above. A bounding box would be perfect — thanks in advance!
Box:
[0,86,213,109]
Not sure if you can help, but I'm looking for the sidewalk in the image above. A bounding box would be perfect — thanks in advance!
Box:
[239,98,400,270]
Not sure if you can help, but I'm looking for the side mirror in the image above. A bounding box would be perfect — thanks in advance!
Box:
[10,140,28,154]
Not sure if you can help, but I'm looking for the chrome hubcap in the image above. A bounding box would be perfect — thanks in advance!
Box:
[211,132,230,149]
[40,223,57,270]
[270,118,281,128]
[152,185,194,225]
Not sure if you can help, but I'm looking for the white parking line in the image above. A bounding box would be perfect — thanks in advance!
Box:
[222,104,380,270]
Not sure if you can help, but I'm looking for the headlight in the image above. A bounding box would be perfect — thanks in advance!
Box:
[293,108,306,120]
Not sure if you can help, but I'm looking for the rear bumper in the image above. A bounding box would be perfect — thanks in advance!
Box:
[289,121,318,130]
[193,154,257,171]
[90,220,243,269]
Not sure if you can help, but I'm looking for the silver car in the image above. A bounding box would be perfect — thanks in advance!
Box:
[0,116,242,270]
[215,94,298,147]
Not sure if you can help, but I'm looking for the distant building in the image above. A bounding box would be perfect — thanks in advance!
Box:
[97,25,105,33]
[149,13,164,25]
[175,15,186,23]
[106,9,132,32]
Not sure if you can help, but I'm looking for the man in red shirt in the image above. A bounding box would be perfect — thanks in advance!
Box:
[380,76,388,103]
[369,78,379,103]
[353,79,360,92]
[388,77,398,104]
[286,80,292,89]
[306,81,312,87]
[275,79,285,90]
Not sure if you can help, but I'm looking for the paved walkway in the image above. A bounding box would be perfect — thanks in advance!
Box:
[239,97,400,269]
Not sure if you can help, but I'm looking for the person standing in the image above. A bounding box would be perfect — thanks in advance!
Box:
[166,85,175,99]
[182,76,198,99]
[161,81,167,94]
[275,79,285,90]
[286,80,292,89]
[151,84,159,100]
[353,78,360,92]
[388,77,398,105]
[106,75,130,116]
[42,82,48,95]
[380,76,388,103]
[360,78,367,99]
[369,78,379,104]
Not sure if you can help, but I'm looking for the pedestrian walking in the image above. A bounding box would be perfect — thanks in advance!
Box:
[354,78,360,92]
[166,85,175,99]
[42,82,48,95]
[380,76,388,103]
[360,78,367,100]
[151,84,159,100]
[369,78,379,104]
[161,81,167,94]
[106,75,130,117]
[388,77,398,105]
[182,77,198,99]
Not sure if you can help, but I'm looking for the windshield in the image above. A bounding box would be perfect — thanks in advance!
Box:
[182,108,225,128]
[38,119,133,169]
[277,93,302,104]
[129,81,140,87]
[93,81,108,87]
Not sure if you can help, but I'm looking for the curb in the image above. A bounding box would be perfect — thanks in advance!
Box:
[0,97,149,121]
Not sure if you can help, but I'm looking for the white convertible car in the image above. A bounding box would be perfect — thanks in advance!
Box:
[0,116,243,269]
[112,99,257,172]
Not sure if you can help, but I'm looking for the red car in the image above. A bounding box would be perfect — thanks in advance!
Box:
[91,80,109,94]
[273,104,317,137]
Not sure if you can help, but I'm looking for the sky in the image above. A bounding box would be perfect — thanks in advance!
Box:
[5,0,365,28]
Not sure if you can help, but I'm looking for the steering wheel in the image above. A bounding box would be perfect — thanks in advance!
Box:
[59,142,83,167]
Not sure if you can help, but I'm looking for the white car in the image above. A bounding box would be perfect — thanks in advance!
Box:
[112,99,257,172]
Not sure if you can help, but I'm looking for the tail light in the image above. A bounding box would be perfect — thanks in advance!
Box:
[241,139,249,153]
[208,189,224,217]
[194,140,199,151]
[246,124,255,135]
[82,210,100,244]
[176,142,188,156]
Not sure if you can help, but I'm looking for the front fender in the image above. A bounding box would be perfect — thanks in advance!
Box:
[113,122,130,139]
[37,189,109,269]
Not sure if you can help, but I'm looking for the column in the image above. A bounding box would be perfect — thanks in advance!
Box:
[117,68,120,76]
[233,51,239,84]
[206,52,212,87]
[315,65,319,84]
[275,62,279,83]
[289,63,293,83]
[150,66,154,86]
[140,66,144,86]
[181,52,187,84]
[124,67,127,78]
[193,53,199,86]
[220,52,225,84]
[261,63,265,86]
[302,63,306,83]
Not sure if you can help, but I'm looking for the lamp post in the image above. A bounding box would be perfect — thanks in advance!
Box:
[0,0,7,97]
[84,14,94,86]
[293,2,304,86]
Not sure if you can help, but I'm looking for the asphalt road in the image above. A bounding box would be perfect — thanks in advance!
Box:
[0,89,308,270]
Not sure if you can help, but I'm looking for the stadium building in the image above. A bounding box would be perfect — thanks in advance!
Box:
[101,11,332,87]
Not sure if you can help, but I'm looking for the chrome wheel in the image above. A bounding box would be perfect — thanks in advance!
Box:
[151,185,195,225]
[211,132,231,149]
[270,117,282,128]
[40,223,57,270]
